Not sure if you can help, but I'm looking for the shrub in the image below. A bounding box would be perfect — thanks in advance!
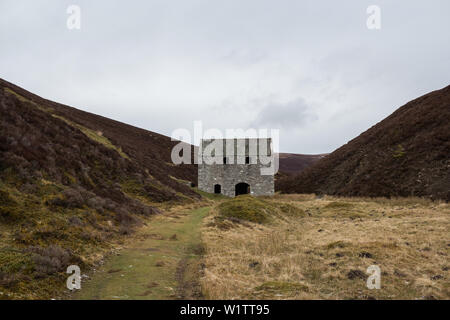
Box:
[62,189,84,208]
[118,225,134,235]
[26,245,73,276]
[115,208,141,234]
[120,210,139,225]
[0,272,18,288]
[68,216,84,227]
[46,188,85,208]
[87,196,106,212]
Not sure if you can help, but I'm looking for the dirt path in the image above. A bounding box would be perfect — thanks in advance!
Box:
[73,206,210,300]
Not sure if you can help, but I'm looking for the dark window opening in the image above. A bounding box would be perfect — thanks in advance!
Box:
[235,182,250,196]
[223,157,227,164]
[214,184,221,194]
[245,156,250,164]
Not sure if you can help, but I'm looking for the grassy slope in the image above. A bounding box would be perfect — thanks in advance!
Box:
[73,206,210,300]
[201,195,450,300]
[0,84,198,299]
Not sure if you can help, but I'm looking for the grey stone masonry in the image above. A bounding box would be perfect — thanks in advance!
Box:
[198,138,275,197]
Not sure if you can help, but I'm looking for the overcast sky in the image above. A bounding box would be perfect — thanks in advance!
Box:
[1,1,449,153]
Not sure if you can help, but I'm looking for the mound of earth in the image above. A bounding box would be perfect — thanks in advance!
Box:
[217,195,273,223]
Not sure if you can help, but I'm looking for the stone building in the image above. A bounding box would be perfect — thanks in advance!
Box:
[198,138,275,197]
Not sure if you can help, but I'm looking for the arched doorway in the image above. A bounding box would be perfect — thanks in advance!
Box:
[214,184,221,194]
[235,182,250,196]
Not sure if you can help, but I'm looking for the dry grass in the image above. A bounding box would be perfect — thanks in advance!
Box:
[201,194,450,300]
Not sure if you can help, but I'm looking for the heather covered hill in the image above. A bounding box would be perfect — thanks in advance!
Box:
[277,85,450,201]
[0,79,199,298]
[0,78,198,196]
[277,153,327,175]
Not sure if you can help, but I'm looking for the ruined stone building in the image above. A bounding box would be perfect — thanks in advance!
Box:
[198,138,275,197]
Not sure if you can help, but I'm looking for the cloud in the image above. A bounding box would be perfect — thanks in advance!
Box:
[0,0,449,153]
[253,98,317,129]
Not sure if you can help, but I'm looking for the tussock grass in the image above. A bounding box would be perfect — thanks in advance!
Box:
[201,195,450,300]
[217,196,274,224]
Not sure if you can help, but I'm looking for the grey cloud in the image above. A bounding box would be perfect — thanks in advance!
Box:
[0,0,449,153]
[253,98,317,129]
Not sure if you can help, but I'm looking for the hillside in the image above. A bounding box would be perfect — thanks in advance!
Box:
[277,153,327,175]
[0,79,198,194]
[277,85,450,201]
[0,78,200,298]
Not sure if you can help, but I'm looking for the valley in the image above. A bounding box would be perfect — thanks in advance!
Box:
[70,194,449,300]
[0,79,448,300]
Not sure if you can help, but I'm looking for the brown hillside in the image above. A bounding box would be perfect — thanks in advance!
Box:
[277,153,327,175]
[0,78,203,298]
[0,78,198,199]
[277,85,450,201]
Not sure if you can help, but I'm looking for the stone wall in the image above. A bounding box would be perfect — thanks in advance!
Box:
[198,139,275,197]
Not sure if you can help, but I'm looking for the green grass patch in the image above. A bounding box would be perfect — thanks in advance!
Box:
[4,87,53,112]
[193,188,228,201]
[392,144,406,158]
[51,114,129,160]
[254,281,309,295]
[74,207,210,300]
[217,196,275,224]
[121,179,165,205]
[121,179,147,197]
[0,247,34,274]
